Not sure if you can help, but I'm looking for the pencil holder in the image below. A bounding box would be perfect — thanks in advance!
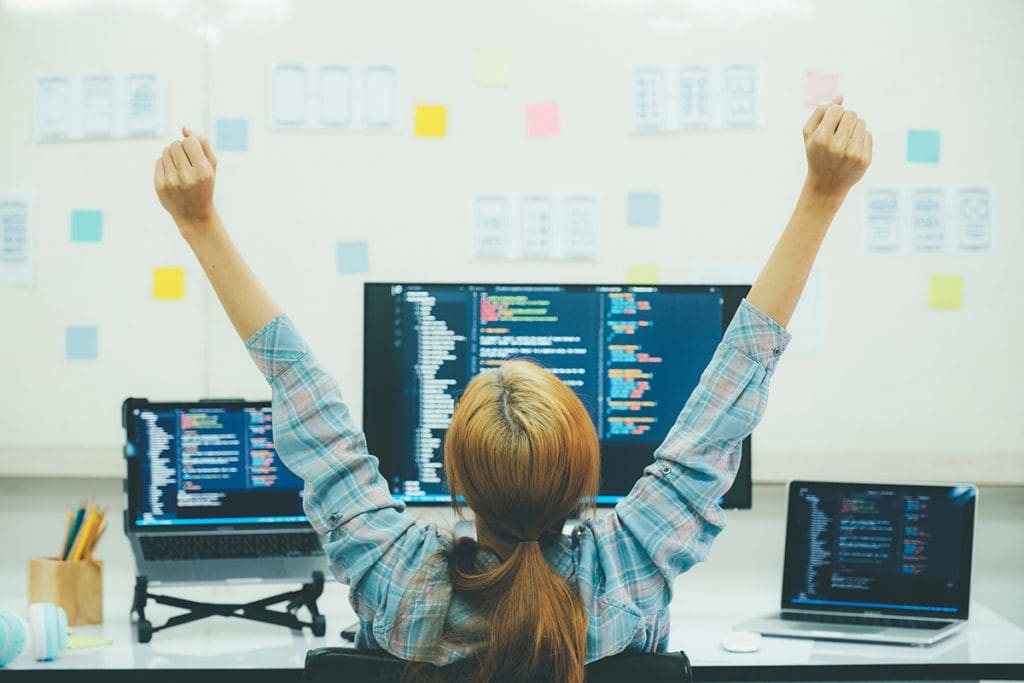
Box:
[27,558,103,626]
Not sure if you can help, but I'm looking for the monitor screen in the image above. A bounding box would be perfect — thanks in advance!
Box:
[363,283,752,508]
[122,399,308,528]
[782,481,976,619]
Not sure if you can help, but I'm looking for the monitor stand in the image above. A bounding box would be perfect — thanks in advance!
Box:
[130,572,326,643]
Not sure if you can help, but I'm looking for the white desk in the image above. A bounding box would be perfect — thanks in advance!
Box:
[4,587,1024,680]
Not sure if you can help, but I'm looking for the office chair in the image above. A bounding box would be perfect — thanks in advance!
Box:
[301,646,693,682]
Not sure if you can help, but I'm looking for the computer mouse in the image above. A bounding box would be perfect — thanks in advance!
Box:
[720,630,762,653]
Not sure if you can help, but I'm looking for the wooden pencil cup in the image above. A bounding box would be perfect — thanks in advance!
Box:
[28,557,103,626]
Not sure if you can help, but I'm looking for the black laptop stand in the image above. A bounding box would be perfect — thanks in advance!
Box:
[130,571,327,642]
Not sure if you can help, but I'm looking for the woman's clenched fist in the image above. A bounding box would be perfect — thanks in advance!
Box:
[154,127,219,229]
[802,96,873,199]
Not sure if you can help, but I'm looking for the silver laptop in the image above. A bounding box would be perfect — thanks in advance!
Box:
[122,398,327,584]
[737,480,977,646]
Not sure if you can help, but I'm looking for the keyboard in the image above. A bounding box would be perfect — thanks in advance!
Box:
[139,532,323,561]
[782,611,951,630]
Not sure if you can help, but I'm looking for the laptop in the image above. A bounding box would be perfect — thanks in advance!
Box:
[122,398,327,584]
[737,480,977,646]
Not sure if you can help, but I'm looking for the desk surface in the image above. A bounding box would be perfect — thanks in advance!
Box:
[4,587,1024,680]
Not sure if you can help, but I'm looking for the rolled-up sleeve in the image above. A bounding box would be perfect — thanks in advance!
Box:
[584,299,791,619]
[245,315,419,588]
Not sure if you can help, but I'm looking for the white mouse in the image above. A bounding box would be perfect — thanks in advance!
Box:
[720,630,762,653]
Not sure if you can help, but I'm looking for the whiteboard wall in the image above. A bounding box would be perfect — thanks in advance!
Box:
[0,0,1021,484]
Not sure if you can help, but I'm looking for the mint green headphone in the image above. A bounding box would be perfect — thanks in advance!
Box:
[0,604,69,666]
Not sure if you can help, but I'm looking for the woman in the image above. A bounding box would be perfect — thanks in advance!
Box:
[154,97,870,682]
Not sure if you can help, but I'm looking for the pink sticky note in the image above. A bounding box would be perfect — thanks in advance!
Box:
[804,72,840,106]
[526,102,560,137]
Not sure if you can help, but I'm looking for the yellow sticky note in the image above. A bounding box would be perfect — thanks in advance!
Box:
[68,634,113,650]
[625,264,659,285]
[415,105,447,138]
[928,274,962,310]
[153,267,185,300]
[475,50,510,86]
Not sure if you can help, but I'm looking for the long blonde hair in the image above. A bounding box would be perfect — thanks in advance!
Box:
[441,359,600,683]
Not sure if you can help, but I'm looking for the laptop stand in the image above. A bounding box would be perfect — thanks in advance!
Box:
[130,571,327,643]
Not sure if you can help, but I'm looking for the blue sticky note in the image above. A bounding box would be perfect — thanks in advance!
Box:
[907,129,940,163]
[627,192,660,227]
[215,118,249,151]
[70,210,103,242]
[336,241,369,274]
[65,326,98,360]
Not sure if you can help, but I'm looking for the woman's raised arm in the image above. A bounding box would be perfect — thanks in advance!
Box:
[153,127,282,340]
[747,96,872,327]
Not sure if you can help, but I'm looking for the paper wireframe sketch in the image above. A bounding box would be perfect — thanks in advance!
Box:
[956,187,993,250]
[563,196,599,260]
[631,67,667,131]
[319,65,353,127]
[0,192,34,284]
[910,188,946,251]
[519,196,554,259]
[125,74,162,135]
[36,77,73,140]
[272,64,308,127]
[865,188,901,251]
[81,75,114,137]
[474,195,511,259]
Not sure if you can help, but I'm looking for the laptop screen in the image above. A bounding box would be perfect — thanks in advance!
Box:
[123,399,308,529]
[782,481,976,619]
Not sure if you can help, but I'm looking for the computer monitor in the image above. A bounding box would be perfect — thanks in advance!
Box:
[122,398,308,529]
[363,283,753,509]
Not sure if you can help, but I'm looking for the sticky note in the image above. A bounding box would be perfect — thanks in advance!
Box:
[337,241,369,274]
[67,635,113,650]
[804,71,840,106]
[526,102,560,137]
[65,326,98,360]
[414,105,447,138]
[907,130,940,164]
[215,118,248,151]
[627,192,660,227]
[153,267,185,300]
[70,210,103,242]
[475,50,510,86]
[625,264,659,285]
[928,274,962,310]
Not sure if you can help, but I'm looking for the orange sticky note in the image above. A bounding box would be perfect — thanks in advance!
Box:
[625,264,659,285]
[526,102,560,137]
[804,71,840,106]
[153,267,185,300]
[415,105,447,138]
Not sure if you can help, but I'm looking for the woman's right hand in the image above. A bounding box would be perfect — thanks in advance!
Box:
[154,126,219,231]
[802,96,873,200]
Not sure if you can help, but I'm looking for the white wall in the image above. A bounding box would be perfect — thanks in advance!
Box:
[0,0,1022,483]
[1,478,1021,628]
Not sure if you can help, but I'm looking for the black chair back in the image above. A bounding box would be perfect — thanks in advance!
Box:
[301,646,692,683]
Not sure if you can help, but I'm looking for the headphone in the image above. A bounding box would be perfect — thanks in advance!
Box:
[0,604,69,666]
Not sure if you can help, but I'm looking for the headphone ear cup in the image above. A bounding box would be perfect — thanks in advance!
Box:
[28,603,67,661]
[0,609,28,667]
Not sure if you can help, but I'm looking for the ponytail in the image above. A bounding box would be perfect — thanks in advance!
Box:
[449,536,588,683]
[401,359,600,682]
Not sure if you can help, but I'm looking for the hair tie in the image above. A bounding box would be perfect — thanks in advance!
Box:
[515,538,540,544]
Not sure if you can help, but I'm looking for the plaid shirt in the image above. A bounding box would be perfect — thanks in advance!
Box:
[245,298,790,665]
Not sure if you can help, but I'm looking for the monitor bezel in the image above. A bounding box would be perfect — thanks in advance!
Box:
[122,397,312,534]
[781,480,977,620]
[362,282,753,510]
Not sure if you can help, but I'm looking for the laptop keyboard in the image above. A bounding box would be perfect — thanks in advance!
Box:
[782,611,951,630]
[140,533,323,561]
